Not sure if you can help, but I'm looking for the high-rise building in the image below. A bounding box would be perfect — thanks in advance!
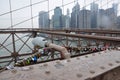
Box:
[90,2,98,29]
[65,9,70,29]
[38,11,49,29]
[112,3,118,29]
[79,9,91,29]
[71,2,80,29]
[91,2,98,12]
[117,16,120,29]
[52,7,63,29]
[97,9,106,29]
[112,3,118,16]
[106,8,116,29]
[97,4,117,29]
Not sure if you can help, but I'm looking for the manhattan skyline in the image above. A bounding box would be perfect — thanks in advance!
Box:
[0,0,120,28]
[39,2,119,29]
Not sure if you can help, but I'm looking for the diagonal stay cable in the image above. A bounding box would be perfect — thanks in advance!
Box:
[7,0,100,28]
[0,35,27,50]
[0,34,11,48]
[7,1,75,28]
[15,34,33,53]
[0,44,12,54]
[3,0,118,29]
[0,0,48,17]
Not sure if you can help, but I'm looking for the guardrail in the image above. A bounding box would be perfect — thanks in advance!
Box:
[0,29,120,68]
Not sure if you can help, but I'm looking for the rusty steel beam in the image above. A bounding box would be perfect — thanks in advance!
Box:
[0,28,120,66]
[0,50,120,80]
[0,53,33,59]
[37,30,120,43]
[0,28,120,34]
[45,28,120,34]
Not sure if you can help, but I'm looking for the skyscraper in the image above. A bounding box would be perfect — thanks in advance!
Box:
[112,3,118,28]
[112,3,118,16]
[91,2,98,12]
[39,11,49,29]
[97,4,117,29]
[71,2,80,29]
[90,2,98,29]
[117,16,120,29]
[65,9,70,29]
[104,4,118,29]
[79,9,91,29]
[52,7,62,29]
[97,9,106,29]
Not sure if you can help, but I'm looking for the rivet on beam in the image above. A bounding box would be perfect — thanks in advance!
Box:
[76,57,80,60]
[43,63,48,67]
[89,70,95,74]
[98,52,101,54]
[45,70,51,75]
[85,55,89,58]
[100,66,105,70]
[29,66,34,70]
[76,73,83,78]
[92,53,95,56]
[116,60,120,63]
[108,63,113,66]
[67,59,71,62]
[56,61,61,64]
[11,69,17,74]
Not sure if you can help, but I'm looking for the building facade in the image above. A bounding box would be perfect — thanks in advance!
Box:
[97,3,118,29]
[70,3,80,29]
[65,9,70,29]
[79,9,91,29]
[90,2,98,29]
[52,7,63,29]
[39,11,49,29]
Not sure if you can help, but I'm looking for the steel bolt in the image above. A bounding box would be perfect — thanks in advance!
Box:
[67,59,71,62]
[56,61,60,64]
[90,70,95,74]
[104,50,107,53]
[92,54,95,56]
[100,66,105,70]
[29,66,34,70]
[85,55,88,58]
[76,73,82,78]
[11,69,17,74]
[76,57,80,60]
[98,52,101,54]
[45,70,50,75]
[43,63,48,67]
[108,63,113,66]
[116,60,120,63]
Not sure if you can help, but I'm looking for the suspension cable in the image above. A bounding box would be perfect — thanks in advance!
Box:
[0,0,48,17]
[30,0,34,28]
[9,0,13,28]
[0,0,119,29]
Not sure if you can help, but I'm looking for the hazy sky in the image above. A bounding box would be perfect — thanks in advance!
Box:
[0,0,119,28]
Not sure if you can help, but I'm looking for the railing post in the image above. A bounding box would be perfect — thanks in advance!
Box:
[66,30,69,47]
[11,33,18,63]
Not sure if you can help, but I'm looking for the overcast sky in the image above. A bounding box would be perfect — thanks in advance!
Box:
[0,0,119,28]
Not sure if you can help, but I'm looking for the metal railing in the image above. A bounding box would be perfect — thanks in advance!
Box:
[0,28,120,67]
